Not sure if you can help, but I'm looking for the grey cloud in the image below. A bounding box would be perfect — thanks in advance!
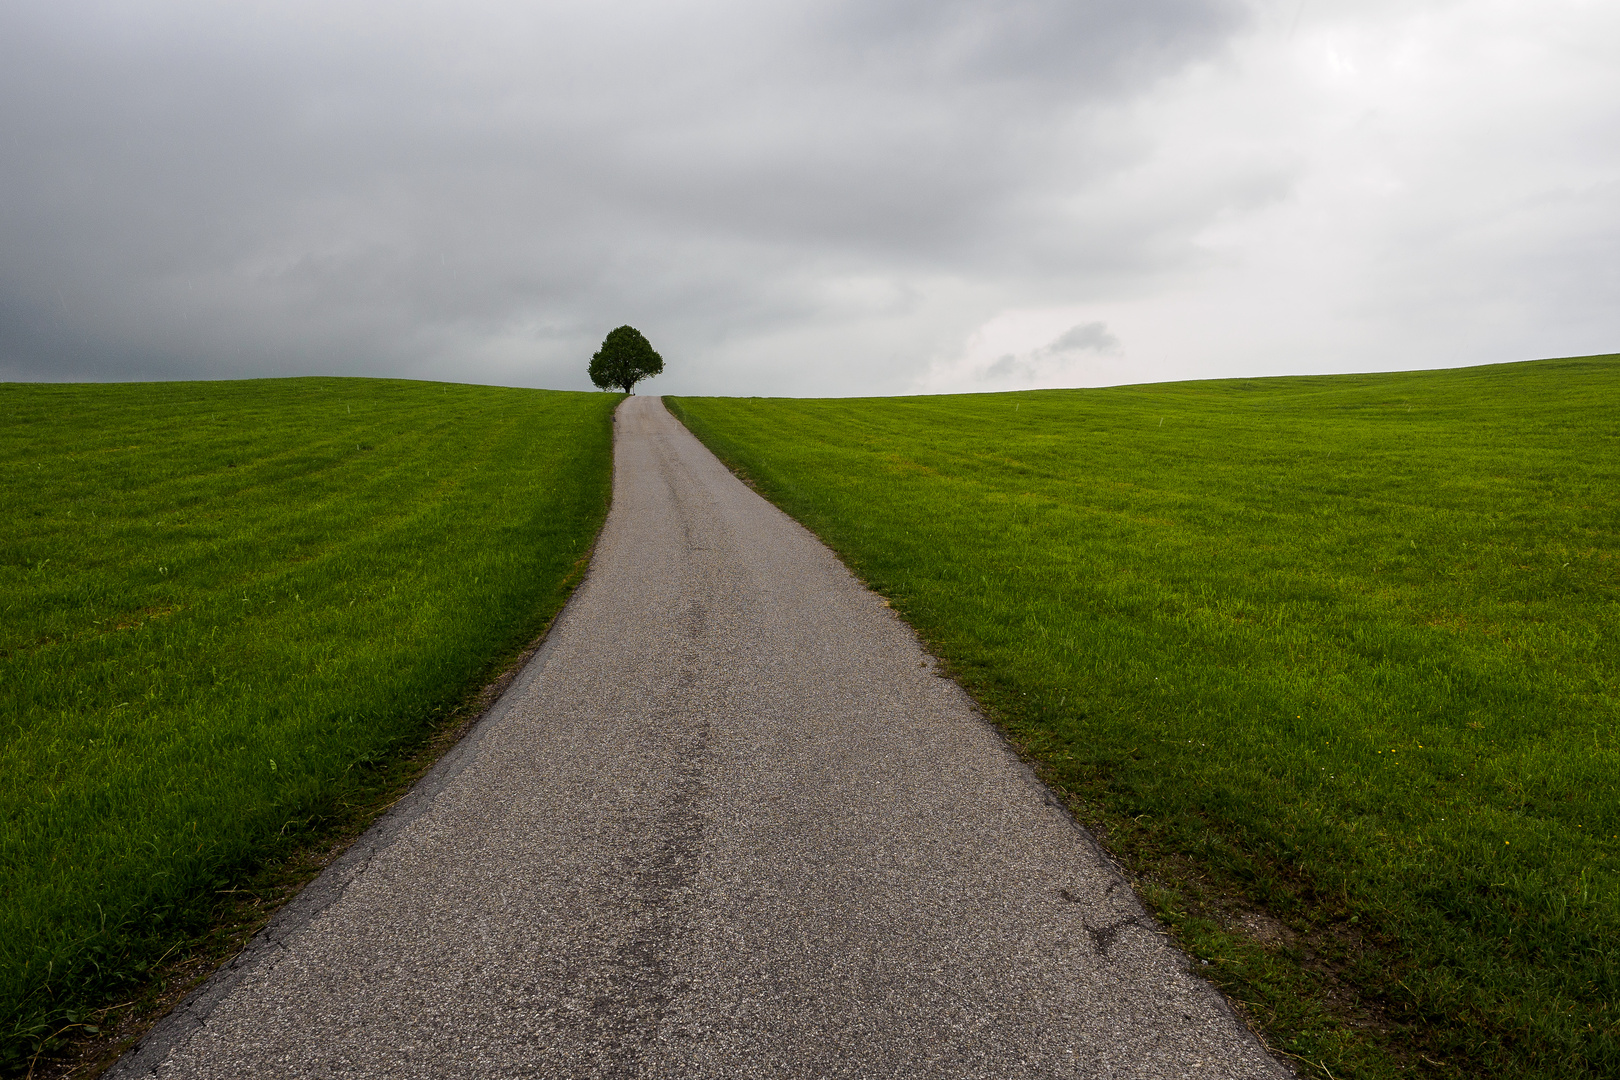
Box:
[1046,321,1120,354]
[0,0,1250,391]
[972,321,1119,386]
[819,0,1243,89]
[984,353,1024,380]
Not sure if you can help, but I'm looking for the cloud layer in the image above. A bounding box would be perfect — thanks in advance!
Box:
[2,1,1615,394]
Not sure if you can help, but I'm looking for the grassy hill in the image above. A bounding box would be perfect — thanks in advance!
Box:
[0,378,619,1072]
[668,356,1620,1079]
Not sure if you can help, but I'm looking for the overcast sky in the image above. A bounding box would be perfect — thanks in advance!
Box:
[2,0,1616,396]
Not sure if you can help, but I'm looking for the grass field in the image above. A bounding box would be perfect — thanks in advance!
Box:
[0,377,619,1070]
[668,356,1620,1079]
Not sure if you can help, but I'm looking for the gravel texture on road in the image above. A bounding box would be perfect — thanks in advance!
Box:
[110,396,1290,1079]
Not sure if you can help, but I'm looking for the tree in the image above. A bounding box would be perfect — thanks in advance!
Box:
[588,325,664,394]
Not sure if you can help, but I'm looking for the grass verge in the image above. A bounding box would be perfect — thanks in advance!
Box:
[667,355,1619,1079]
[1,377,620,1074]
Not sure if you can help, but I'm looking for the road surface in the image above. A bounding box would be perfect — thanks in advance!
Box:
[112,396,1288,1079]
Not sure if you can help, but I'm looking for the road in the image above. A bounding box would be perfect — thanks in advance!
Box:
[112,396,1289,1079]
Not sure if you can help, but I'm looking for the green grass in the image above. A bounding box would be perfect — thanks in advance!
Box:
[668,356,1620,1079]
[0,377,620,1070]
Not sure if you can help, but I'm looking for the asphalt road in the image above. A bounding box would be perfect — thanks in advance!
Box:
[112,396,1289,1079]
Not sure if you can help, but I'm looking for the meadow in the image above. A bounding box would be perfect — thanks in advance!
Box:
[668,356,1620,1079]
[0,378,619,1070]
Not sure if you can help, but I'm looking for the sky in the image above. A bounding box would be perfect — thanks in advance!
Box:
[1,0,1616,397]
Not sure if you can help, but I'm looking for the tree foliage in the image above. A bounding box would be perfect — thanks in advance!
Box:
[588,325,664,393]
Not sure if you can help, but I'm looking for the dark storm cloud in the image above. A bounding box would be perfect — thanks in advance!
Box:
[0,0,1249,391]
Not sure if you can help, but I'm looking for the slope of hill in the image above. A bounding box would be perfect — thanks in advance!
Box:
[0,378,619,1072]
[669,356,1620,1079]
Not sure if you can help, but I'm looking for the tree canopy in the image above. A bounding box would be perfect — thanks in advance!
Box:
[588,325,664,394]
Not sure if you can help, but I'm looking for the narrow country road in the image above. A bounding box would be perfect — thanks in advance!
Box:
[112,397,1288,1079]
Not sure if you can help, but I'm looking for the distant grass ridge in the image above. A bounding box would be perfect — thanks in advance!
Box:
[1,377,619,1067]
[669,356,1620,1079]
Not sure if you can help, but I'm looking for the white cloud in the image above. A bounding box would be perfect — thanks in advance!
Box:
[916,309,1134,393]
[917,0,1620,395]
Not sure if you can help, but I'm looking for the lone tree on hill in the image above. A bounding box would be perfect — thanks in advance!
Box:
[589,325,664,393]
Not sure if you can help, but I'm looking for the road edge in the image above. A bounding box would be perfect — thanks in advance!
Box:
[98,405,625,1080]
